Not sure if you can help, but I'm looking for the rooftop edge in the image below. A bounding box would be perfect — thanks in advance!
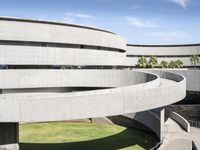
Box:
[0,16,116,35]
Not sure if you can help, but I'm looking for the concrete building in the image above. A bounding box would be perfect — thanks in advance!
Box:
[0,16,199,150]
[126,44,200,67]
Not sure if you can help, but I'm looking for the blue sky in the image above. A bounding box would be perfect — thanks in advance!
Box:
[0,0,200,44]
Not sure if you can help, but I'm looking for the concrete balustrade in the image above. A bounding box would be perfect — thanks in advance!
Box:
[169,111,190,132]
[140,69,200,91]
[0,70,185,123]
[125,111,161,138]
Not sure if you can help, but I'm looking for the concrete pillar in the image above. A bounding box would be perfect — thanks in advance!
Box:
[0,123,19,150]
[160,108,165,140]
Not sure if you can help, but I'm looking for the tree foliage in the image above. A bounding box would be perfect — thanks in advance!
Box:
[137,56,184,69]
[159,60,168,68]
[148,56,158,68]
[168,60,183,68]
[190,54,199,67]
[137,56,148,68]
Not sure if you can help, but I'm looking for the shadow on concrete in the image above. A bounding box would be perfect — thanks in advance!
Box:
[20,128,158,150]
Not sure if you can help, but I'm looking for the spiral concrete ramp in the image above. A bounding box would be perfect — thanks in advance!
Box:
[0,70,186,123]
[0,17,187,150]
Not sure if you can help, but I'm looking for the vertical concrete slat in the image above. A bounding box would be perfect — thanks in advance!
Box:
[160,108,165,140]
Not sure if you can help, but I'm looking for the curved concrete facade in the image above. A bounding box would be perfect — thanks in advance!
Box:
[0,16,196,150]
[141,69,200,92]
[127,44,200,67]
[0,17,126,50]
[0,70,186,123]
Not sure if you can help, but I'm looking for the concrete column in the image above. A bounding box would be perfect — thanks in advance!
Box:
[0,123,19,150]
[160,108,165,140]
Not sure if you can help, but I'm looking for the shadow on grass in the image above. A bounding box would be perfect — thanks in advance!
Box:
[20,128,158,150]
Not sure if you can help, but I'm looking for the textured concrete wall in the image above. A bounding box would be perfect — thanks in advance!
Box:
[140,69,200,91]
[126,57,193,66]
[0,17,190,150]
[126,45,200,67]
[167,105,200,121]
[0,46,126,66]
[124,109,164,140]
[0,71,185,122]
[169,70,200,91]
[127,45,200,55]
[0,70,155,89]
[169,111,190,132]
[0,17,126,50]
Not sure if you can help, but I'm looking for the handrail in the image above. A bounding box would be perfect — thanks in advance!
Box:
[188,120,200,128]
[149,137,165,150]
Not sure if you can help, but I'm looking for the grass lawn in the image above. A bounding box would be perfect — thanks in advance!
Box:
[19,122,158,150]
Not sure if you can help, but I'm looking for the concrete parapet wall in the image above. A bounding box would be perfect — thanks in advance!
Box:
[139,69,200,91]
[125,111,161,139]
[0,71,185,122]
[170,111,190,132]
[0,18,126,50]
[169,70,200,92]
[0,70,157,89]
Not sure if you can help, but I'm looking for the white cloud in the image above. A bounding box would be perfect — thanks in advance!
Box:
[62,12,96,26]
[126,16,157,28]
[64,12,94,19]
[167,0,190,8]
[149,31,190,39]
[129,6,142,10]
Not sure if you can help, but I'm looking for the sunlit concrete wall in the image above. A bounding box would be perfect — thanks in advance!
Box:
[0,17,190,150]
[127,45,200,67]
[140,69,200,92]
[0,17,126,50]
[0,46,126,66]
[0,70,186,123]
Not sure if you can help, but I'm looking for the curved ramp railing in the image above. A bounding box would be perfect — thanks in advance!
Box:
[0,70,186,123]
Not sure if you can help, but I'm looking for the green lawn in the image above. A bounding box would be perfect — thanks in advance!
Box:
[20,122,158,150]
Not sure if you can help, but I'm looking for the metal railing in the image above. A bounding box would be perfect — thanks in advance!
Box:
[149,138,165,150]
[188,120,200,128]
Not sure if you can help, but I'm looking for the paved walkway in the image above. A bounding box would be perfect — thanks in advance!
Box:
[160,118,200,150]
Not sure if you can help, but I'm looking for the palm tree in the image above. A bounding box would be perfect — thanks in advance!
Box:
[137,56,148,68]
[148,56,158,68]
[159,60,168,68]
[168,60,183,68]
[168,60,176,68]
[190,54,199,67]
[174,60,183,68]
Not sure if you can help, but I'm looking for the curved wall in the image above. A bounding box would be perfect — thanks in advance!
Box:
[1,17,200,68]
[141,69,200,92]
[0,70,153,89]
[0,17,189,149]
[0,17,126,51]
[0,70,186,122]
[0,46,126,66]
[125,111,161,138]
[127,44,200,67]
[0,17,187,123]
